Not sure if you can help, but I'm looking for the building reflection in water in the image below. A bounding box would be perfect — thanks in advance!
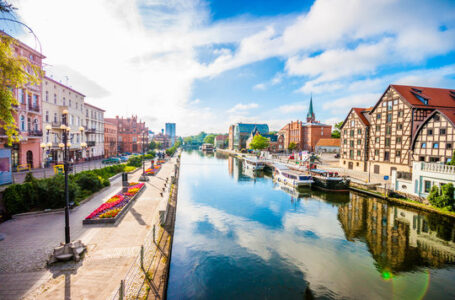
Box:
[338,193,455,274]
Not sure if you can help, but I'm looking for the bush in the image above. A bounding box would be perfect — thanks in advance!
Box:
[428,183,455,211]
[127,156,143,167]
[74,173,103,193]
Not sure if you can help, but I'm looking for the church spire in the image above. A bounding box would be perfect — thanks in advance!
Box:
[307,94,315,123]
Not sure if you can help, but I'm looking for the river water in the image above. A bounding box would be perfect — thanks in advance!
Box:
[167,151,455,299]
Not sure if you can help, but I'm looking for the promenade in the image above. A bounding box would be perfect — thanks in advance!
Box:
[0,157,177,300]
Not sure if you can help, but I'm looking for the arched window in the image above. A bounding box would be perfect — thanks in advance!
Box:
[20,115,25,131]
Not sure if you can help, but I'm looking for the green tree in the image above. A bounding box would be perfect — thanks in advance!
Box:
[288,142,297,151]
[149,140,157,150]
[428,183,455,211]
[0,15,43,144]
[203,134,216,145]
[447,151,455,166]
[331,121,343,138]
[249,134,269,151]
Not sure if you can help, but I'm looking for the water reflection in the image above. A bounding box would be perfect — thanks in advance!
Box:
[168,151,455,299]
[339,193,455,274]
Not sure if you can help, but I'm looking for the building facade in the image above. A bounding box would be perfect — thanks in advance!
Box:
[165,123,176,146]
[315,138,341,153]
[279,98,332,152]
[231,123,269,150]
[104,121,118,158]
[228,125,235,150]
[340,108,371,171]
[105,116,148,154]
[84,103,105,159]
[411,109,455,163]
[0,35,45,169]
[42,76,86,164]
[214,135,228,149]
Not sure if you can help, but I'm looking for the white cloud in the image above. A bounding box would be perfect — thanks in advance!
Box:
[278,103,307,114]
[189,98,201,105]
[252,83,266,90]
[227,103,259,113]
[322,93,380,114]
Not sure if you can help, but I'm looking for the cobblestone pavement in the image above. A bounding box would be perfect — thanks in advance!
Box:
[0,158,175,300]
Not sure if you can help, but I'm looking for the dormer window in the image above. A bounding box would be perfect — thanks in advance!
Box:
[450,91,455,100]
[411,88,422,93]
[413,93,428,105]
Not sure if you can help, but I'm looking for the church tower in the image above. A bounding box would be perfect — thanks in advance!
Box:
[306,95,315,123]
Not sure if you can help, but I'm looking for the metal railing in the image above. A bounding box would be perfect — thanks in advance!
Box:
[28,130,43,137]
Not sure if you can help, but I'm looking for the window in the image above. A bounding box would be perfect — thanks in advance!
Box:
[382,102,387,107]
[54,113,57,123]
[375,137,380,143]
[375,149,379,156]
[54,94,57,104]
[440,128,446,135]
[356,162,359,166]
[424,181,432,193]
[350,140,354,147]
[398,110,403,117]
[385,138,391,146]
[448,143,453,149]
[396,137,401,143]
[419,156,425,161]
[427,129,433,135]
[397,123,403,130]
[421,143,426,149]
[429,157,439,162]
[376,125,381,131]
[374,165,380,174]
[387,102,393,110]
[351,120,355,126]
[357,150,361,156]
[357,139,362,145]
[357,129,362,134]
[20,115,25,131]
[69,99,72,107]
[45,91,48,102]
[45,111,49,122]
[396,150,401,157]
[433,143,439,149]
[76,102,78,109]
[377,113,381,119]
[384,151,390,161]
[349,150,354,158]
[386,126,391,134]
[350,130,354,137]
[63,97,66,106]
[32,94,38,107]
[344,129,347,134]
[387,113,392,123]
[344,139,347,144]
[434,115,440,121]
[19,89,25,104]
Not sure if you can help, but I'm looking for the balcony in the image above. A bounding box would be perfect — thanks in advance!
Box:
[52,121,62,128]
[84,126,96,134]
[28,130,43,137]
[87,141,96,147]
[28,104,40,113]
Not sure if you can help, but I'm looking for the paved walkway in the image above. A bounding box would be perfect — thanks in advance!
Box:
[0,158,176,300]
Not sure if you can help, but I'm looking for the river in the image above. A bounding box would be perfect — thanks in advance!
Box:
[167,150,455,299]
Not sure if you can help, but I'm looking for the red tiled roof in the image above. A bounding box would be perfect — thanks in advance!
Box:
[316,138,340,147]
[437,108,455,125]
[352,107,371,126]
[391,84,455,109]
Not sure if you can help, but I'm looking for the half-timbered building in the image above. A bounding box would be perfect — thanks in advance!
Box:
[411,108,455,163]
[340,108,371,172]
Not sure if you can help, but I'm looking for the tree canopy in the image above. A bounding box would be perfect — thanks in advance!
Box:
[249,134,269,150]
[331,121,343,138]
[288,142,297,151]
[203,134,216,145]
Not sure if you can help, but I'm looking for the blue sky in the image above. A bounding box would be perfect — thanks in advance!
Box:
[3,0,455,135]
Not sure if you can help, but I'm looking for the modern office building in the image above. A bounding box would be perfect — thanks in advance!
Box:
[165,123,176,146]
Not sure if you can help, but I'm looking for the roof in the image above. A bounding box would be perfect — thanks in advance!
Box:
[353,107,371,126]
[1,31,46,59]
[215,135,228,140]
[307,96,314,118]
[44,76,85,97]
[84,102,106,112]
[316,138,341,147]
[263,134,278,142]
[236,123,269,134]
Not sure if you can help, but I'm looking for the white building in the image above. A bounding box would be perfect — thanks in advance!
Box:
[84,103,105,159]
[392,161,455,198]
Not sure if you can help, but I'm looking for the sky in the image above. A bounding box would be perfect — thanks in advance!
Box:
[2,0,455,136]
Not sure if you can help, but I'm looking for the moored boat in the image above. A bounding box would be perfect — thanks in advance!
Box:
[273,164,313,188]
[243,157,266,171]
[201,143,214,152]
[309,169,350,191]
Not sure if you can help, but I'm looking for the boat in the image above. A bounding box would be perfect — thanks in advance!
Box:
[273,164,313,188]
[309,168,350,191]
[243,157,266,171]
[201,143,214,152]
[276,181,311,198]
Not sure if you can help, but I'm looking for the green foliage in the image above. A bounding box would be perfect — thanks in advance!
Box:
[203,134,216,145]
[288,142,297,151]
[24,172,36,183]
[127,155,143,167]
[447,151,455,166]
[183,132,208,146]
[166,140,181,156]
[249,134,270,150]
[2,164,129,215]
[331,121,343,138]
[428,183,455,211]
[149,140,157,150]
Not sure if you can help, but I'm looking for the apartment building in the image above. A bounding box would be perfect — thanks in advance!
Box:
[0,33,45,169]
[104,121,118,158]
[340,108,371,171]
[105,116,148,154]
[42,76,86,163]
[84,103,105,159]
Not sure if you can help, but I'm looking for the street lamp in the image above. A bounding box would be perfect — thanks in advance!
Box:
[139,130,149,182]
[43,110,85,245]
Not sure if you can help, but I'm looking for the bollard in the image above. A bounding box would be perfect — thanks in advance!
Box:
[140,245,144,269]
[153,225,156,243]
[122,172,129,193]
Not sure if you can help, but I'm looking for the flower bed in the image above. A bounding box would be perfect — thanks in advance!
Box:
[83,182,145,224]
[145,164,161,176]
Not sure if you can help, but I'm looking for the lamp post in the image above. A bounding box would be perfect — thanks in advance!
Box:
[44,110,85,244]
[139,130,149,182]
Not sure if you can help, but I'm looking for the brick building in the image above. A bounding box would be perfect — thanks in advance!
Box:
[0,33,45,169]
[279,97,332,152]
[104,121,118,158]
[105,116,148,154]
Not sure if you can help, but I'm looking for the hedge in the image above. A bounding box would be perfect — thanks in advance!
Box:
[3,164,131,216]
[127,153,155,168]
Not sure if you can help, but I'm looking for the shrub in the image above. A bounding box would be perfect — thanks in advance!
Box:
[428,183,455,211]
[127,156,143,167]
[74,173,103,193]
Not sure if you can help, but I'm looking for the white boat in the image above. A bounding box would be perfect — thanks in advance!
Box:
[201,143,214,152]
[243,157,266,171]
[273,164,313,188]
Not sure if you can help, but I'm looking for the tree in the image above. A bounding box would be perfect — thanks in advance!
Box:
[288,142,297,151]
[428,183,454,211]
[249,134,269,151]
[203,134,215,145]
[149,140,157,150]
[331,121,343,138]
[0,15,43,144]
[447,151,455,166]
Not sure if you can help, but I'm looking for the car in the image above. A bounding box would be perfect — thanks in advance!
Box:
[119,156,128,162]
[288,155,295,160]
[102,157,121,164]
[334,153,340,158]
